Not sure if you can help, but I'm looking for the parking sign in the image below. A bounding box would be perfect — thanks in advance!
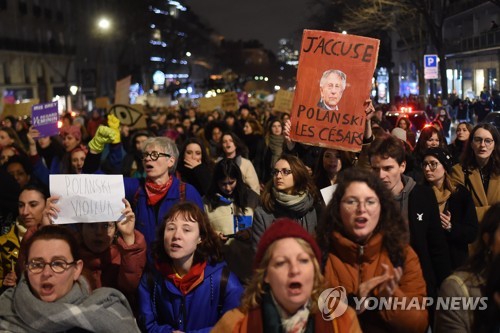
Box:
[424,54,438,79]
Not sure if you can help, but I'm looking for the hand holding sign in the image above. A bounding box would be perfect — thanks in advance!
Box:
[117,198,136,245]
[49,174,125,224]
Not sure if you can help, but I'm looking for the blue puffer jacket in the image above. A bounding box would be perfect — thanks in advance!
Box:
[137,261,243,333]
[124,176,204,252]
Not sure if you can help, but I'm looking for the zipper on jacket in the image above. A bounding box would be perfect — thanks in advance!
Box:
[178,295,187,330]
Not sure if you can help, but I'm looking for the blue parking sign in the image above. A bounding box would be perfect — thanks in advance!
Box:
[424,55,438,68]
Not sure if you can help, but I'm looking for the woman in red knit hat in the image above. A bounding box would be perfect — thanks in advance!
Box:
[213,217,361,333]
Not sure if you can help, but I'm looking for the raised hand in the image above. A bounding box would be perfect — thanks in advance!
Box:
[43,196,61,225]
[117,198,135,245]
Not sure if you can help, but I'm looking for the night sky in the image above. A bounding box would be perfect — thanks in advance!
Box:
[186,0,317,53]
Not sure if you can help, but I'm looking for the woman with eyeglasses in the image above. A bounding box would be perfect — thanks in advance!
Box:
[421,148,478,269]
[0,225,140,332]
[29,195,147,310]
[251,154,322,253]
[83,135,204,260]
[317,168,428,332]
[204,158,260,282]
[450,123,500,222]
[137,202,243,332]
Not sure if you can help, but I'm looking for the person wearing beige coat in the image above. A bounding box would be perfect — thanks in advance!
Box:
[450,123,500,222]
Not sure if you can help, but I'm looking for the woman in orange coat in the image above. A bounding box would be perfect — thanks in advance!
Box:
[317,168,428,333]
[212,218,361,333]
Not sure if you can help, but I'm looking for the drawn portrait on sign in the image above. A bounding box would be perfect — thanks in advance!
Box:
[317,69,347,111]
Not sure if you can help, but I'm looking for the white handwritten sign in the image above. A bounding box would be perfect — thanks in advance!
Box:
[49,174,125,224]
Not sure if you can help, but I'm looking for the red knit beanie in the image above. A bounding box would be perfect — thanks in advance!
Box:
[254,218,322,269]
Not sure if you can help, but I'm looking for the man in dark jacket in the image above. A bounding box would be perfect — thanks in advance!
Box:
[368,135,452,300]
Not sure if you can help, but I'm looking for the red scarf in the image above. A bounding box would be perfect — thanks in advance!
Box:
[155,260,207,295]
[145,176,173,206]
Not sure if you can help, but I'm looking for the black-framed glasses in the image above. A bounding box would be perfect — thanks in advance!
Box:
[26,259,77,274]
[472,137,494,147]
[141,151,171,161]
[271,168,293,177]
[422,161,440,171]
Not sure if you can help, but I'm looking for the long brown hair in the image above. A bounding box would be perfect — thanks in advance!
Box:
[461,123,500,176]
[317,168,408,266]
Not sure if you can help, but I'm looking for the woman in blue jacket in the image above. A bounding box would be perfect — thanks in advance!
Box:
[138,202,243,333]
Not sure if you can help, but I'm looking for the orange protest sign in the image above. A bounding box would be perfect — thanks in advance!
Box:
[290,30,379,152]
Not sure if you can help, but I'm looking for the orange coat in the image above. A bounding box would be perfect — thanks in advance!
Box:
[324,232,428,333]
[211,307,361,333]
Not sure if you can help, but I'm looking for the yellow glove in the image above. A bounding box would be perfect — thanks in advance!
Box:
[88,125,116,153]
[107,114,121,144]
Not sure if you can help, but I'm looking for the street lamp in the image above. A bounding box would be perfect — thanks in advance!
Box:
[97,17,111,31]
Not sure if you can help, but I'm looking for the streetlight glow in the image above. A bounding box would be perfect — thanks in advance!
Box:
[98,18,111,31]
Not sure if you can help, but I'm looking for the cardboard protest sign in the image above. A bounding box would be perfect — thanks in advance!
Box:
[108,104,147,129]
[273,90,294,114]
[290,30,379,152]
[198,95,223,113]
[115,75,131,104]
[221,92,239,111]
[32,102,59,137]
[96,97,110,109]
[49,174,125,224]
[2,99,40,117]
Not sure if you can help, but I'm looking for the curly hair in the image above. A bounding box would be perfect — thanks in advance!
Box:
[177,137,213,173]
[261,154,320,212]
[316,168,408,267]
[239,238,325,313]
[460,123,500,176]
[152,202,223,264]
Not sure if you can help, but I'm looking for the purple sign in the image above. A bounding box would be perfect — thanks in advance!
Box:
[32,102,59,138]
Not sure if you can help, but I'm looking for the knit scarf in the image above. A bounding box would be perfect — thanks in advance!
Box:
[268,134,284,167]
[0,275,139,332]
[155,260,207,295]
[272,188,308,207]
[145,175,173,206]
[271,292,311,333]
[432,185,452,214]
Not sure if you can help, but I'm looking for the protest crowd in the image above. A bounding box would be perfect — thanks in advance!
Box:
[0,89,499,333]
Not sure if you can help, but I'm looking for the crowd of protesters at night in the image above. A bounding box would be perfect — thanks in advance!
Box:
[0,89,499,333]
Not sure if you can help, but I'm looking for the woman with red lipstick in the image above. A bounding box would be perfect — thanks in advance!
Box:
[318,168,428,332]
[0,225,140,332]
[212,218,361,333]
[137,202,243,332]
[450,123,500,222]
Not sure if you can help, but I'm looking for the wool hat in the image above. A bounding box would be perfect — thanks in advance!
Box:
[60,125,82,141]
[254,218,322,269]
[423,147,453,173]
[391,127,407,142]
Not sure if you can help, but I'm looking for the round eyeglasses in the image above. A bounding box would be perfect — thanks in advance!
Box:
[141,151,171,161]
[26,259,76,274]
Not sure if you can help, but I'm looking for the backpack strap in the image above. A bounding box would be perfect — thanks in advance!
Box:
[179,181,186,202]
[218,265,230,315]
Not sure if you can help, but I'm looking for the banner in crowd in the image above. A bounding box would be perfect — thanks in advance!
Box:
[198,92,240,113]
[273,90,294,114]
[96,97,110,109]
[221,92,239,111]
[290,30,380,152]
[49,174,125,224]
[31,101,59,137]
[2,99,40,117]
[115,75,131,105]
[108,104,147,129]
